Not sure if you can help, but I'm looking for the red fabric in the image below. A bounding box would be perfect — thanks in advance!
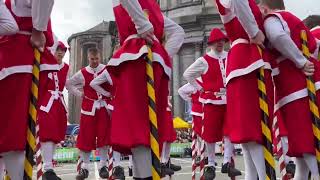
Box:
[311,28,320,39]
[76,109,111,151]
[159,110,177,147]
[193,116,202,137]
[207,28,228,44]
[281,97,315,157]
[57,41,68,51]
[0,74,31,153]
[202,104,226,143]
[191,92,202,114]
[201,55,225,101]
[108,61,170,154]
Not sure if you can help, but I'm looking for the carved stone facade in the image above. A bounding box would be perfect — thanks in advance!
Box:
[67,1,223,123]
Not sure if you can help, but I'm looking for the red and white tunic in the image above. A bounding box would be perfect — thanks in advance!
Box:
[0,0,18,35]
[0,0,57,154]
[264,11,318,157]
[38,63,69,143]
[108,0,184,153]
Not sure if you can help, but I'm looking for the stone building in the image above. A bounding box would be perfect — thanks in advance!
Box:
[67,0,223,123]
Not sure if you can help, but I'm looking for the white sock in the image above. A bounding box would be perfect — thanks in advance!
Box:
[281,136,291,164]
[98,146,108,169]
[294,157,309,180]
[223,136,234,164]
[129,155,133,168]
[206,142,216,166]
[247,142,266,180]
[242,143,257,180]
[132,146,152,178]
[0,158,4,180]
[161,142,171,164]
[303,153,319,178]
[197,137,202,156]
[80,151,91,170]
[41,142,55,171]
[2,151,24,179]
[113,151,121,167]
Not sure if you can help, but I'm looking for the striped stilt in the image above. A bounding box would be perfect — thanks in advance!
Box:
[199,104,206,180]
[191,121,197,180]
[301,30,320,169]
[146,46,161,180]
[23,49,42,180]
[108,147,114,180]
[35,124,43,179]
[76,156,82,173]
[257,47,277,180]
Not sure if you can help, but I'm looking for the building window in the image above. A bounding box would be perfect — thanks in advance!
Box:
[178,0,202,6]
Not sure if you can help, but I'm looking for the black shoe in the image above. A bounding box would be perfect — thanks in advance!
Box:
[76,168,89,180]
[168,158,182,171]
[221,162,242,177]
[112,166,125,180]
[286,161,296,177]
[204,166,216,180]
[99,166,109,179]
[129,167,133,176]
[42,169,61,180]
[161,162,175,178]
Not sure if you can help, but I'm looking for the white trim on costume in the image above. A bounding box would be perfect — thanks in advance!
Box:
[152,52,172,78]
[108,45,148,66]
[219,12,235,24]
[199,97,226,105]
[81,99,112,116]
[0,65,33,80]
[272,68,280,76]
[274,88,308,112]
[39,91,68,113]
[191,111,203,118]
[226,59,265,85]
[231,38,249,48]
[40,64,60,71]
[315,81,320,91]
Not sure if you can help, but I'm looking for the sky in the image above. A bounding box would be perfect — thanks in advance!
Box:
[50,0,320,63]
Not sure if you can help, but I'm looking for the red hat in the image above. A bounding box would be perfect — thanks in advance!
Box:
[207,28,229,44]
[57,41,68,51]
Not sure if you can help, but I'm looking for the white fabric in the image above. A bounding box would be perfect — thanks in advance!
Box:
[132,146,152,178]
[178,83,197,101]
[1,151,25,179]
[66,70,85,97]
[230,38,249,48]
[0,65,33,80]
[41,142,55,171]
[80,151,91,170]
[303,154,319,178]
[128,155,133,167]
[232,0,259,38]
[0,1,18,35]
[90,69,113,97]
[40,64,60,72]
[294,158,310,180]
[274,88,308,111]
[264,16,307,69]
[10,0,54,31]
[0,158,5,180]
[223,136,234,164]
[161,142,171,164]
[113,151,121,167]
[206,142,216,167]
[98,146,108,169]
[241,142,266,180]
[242,145,258,180]
[280,136,290,164]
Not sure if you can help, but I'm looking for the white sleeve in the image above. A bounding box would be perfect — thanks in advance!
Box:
[178,83,197,101]
[90,70,112,97]
[66,71,84,97]
[232,0,259,39]
[0,1,18,35]
[163,16,185,59]
[120,0,153,35]
[183,58,207,91]
[32,0,54,31]
[264,17,307,68]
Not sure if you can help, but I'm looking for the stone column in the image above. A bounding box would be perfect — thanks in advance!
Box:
[172,54,182,118]
[195,42,202,59]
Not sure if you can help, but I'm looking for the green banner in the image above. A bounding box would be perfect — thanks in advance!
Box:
[54,148,79,162]
[170,143,191,156]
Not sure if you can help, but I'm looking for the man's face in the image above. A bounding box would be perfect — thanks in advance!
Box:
[211,40,225,52]
[54,48,66,64]
[88,53,101,68]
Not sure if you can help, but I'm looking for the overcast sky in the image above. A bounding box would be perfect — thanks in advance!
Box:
[50,0,320,63]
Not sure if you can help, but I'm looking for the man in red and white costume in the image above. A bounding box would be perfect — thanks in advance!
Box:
[0,0,56,179]
[259,0,320,179]
[214,0,274,179]
[0,0,18,35]
[184,28,241,179]
[37,40,69,179]
[109,0,184,179]
[304,15,320,60]
[67,48,113,180]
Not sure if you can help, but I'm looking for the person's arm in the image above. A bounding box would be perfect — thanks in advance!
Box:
[183,58,207,91]
[32,0,54,31]
[90,70,113,97]
[0,1,18,35]
[178,83,197,101]
[232,0,259,39]
[66,71,84,97]
[120,0,153,35]
[264,17,307,68]
[163,16,185,59]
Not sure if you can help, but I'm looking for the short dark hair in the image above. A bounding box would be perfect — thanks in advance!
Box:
[303,15,320,29]
[260,0,285,10]
[87,47,100,56]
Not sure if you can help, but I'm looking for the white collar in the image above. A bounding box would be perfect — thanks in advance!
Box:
[85,64,105,74]
[311,26,320,32]
[58,63,65,70]
[207,50,227,60]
